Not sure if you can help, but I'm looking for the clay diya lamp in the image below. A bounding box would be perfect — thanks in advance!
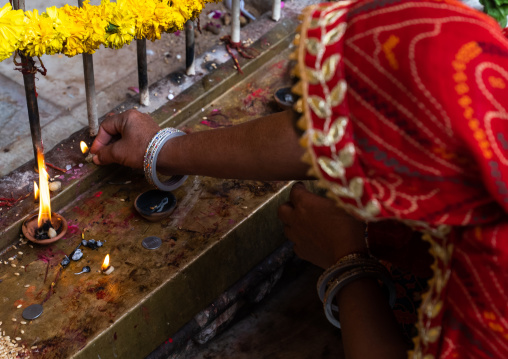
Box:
[22,212,68,245]
[134,189,177,222]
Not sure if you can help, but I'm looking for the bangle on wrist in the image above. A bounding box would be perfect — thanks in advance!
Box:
[323,266,395,328]
[317,253,395,329]
[144,128,188,192]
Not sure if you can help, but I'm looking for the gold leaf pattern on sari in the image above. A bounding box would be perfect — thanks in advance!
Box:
[310,117,347,146]
[304,67,321,84]
[426,300,443,319]
[309,18,320,29]
[322,54,341,82]
[338,143,355,167]
[421,326,441,345]
[330,79,347,107]
[364,199,381,216]
[323,22,347,46]
[329,183,352,197]
[433,242,453,265]
[305,37,321,56]
[307,95,328,118]
[324,8,347,25]
[349,177,364,198]
[317,156,345,178]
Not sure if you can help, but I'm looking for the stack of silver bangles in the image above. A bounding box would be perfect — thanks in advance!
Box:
[143,128,188,192]
[316,252,396,329]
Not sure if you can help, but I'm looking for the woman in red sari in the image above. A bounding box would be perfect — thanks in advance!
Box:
[91,0,508,357]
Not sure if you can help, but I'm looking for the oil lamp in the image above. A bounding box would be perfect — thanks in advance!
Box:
[101,254,115,275]
[22,149,68,244]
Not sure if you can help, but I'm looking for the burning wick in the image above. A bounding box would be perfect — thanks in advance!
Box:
[34,181,39,202]
[80,141,94,163]
[101,254,114,275]
[36,150,57,239]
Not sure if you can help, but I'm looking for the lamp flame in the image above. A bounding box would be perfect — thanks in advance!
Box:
[34,181,39,201]
[37,150,51,227]
[102,254,110,271]
[80,141,89,154]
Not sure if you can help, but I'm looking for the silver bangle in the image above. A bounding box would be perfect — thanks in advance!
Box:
[143,128,188,192]
[316,252,373,304]
[322,266,396,329]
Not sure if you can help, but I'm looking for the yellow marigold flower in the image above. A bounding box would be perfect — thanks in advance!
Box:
[0,3,25,61]
[44,6,70,55]
[21,9,60,57]
[104,0,136,49]
[124,0,156,39]
[59,4,86,57]
[0,0,215,61]
[81,1,108,53]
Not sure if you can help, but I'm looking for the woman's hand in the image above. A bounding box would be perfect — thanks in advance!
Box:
[90,109,160,169]
[277,182,367,269]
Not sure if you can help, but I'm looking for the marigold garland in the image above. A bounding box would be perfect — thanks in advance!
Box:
[0,0,218,62]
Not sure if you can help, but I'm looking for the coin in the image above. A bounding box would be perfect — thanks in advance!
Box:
[142,236,162,250]
[22,304,43,320]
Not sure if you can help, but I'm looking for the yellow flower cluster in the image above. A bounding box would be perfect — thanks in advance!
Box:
[0,0,217,61]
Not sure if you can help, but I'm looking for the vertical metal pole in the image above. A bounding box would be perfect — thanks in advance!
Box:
[78,0,99,136]
[272,0,281,21]
[136,39,150,106]
[185,20,195,76]
[13,0,42,168]
[232,0,241,44]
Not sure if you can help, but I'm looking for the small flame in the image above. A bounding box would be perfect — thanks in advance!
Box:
[37,150,51,227]
[80,141,89,154]
[102,254,110,271]
[34,181,39,201]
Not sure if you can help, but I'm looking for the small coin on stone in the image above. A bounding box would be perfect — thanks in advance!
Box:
[22,304,43,320]
[142,236,162,250]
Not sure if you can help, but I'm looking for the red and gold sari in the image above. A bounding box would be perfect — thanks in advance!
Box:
[294,0,508,357]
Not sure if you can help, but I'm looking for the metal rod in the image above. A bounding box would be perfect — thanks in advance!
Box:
[82,53,99,136]
[20,55,43,165]
[185,20,195,76]
[13,0,42,168]
[136,38,150,106]
[272,0,281,21]
[231,0,241,44]
[78,0,99,136]
[13,0,25,11]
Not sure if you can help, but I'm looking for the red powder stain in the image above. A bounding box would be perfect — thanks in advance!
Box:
[165,337,173,344]
[67,224,80,235]
[37,247,64,263]
[73,206,87,217]
[94,191,103,198]
[123,212,136,226]
[96,290,107,300]
[114,332,117,340]
[270,59,285,70]
[243,88,268,106]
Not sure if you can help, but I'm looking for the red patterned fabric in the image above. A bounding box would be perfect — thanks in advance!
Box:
[295,0,508,358]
